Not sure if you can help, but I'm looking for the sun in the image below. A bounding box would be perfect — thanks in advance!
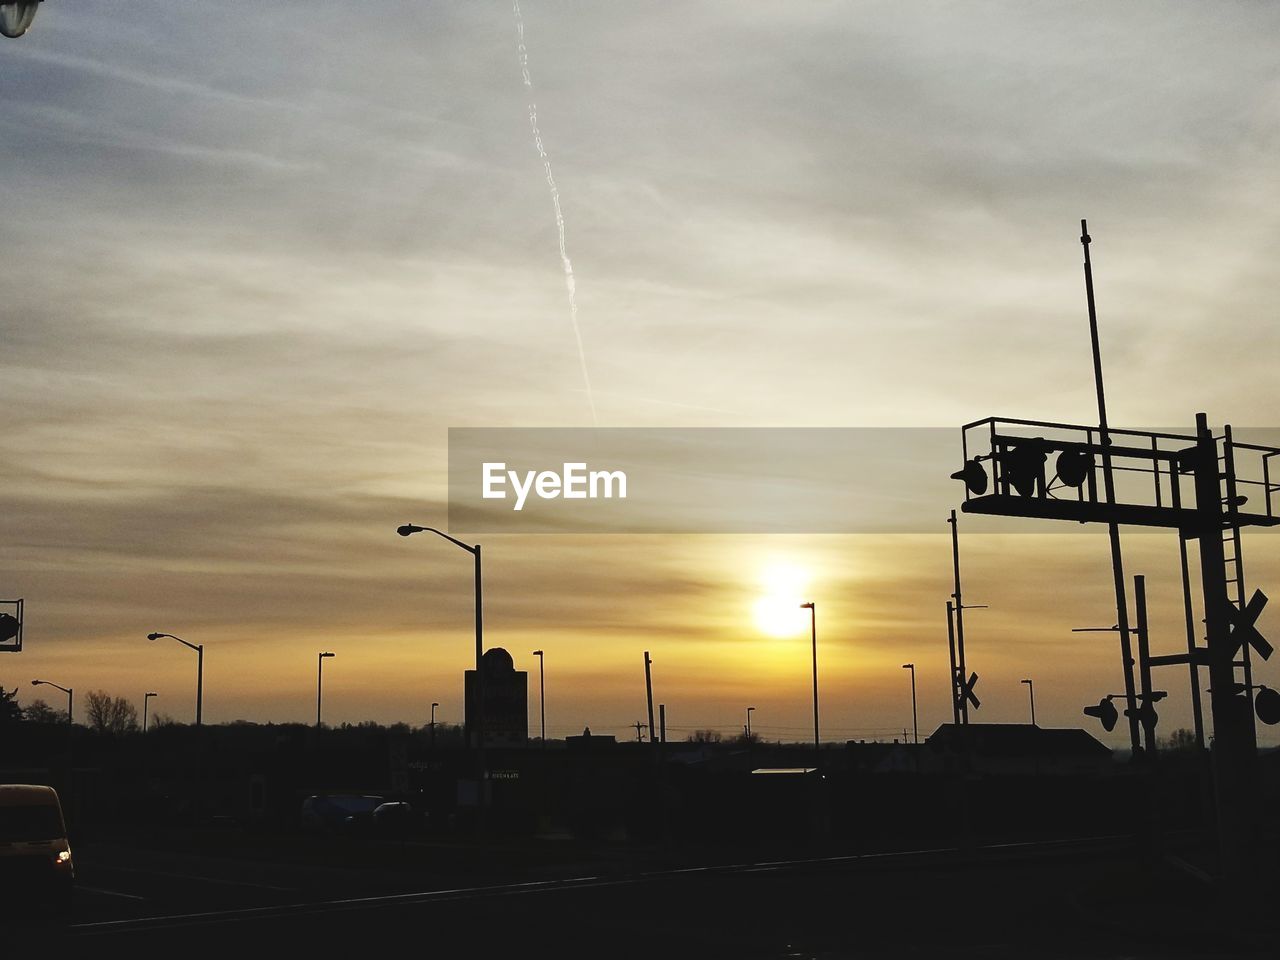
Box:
[751,562,810,637]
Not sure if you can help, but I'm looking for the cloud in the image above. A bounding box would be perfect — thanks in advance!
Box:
[3,2,1280,736]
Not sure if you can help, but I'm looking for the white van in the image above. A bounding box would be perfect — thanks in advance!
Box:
[0,784,75,904]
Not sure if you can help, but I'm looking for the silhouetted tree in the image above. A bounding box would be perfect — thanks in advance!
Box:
[84,690,138,734]
[1161,727,1198,752]
[22,698,67,724]
[687,729,722,744]
[0,684,22,727]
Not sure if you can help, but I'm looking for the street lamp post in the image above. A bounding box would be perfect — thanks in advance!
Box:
[532,650,546,746]
[147,633,203,726]
[143,692,158,733]
[317,652,335,728]
[397,525,484,745]
[800,602,819,770]
[1022,678,1036,726]
[31,679,72,723]
[430,701,440,750]
[745,705,755,742]
[902,664,918,744]
[398,523,488,826]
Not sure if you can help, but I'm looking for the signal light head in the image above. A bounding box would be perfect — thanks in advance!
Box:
[1256,686,1280,725]
[950,459,989,496]
[1002,440,1048,498]
[1055,448,1095,487]
[1083,696,1119,732]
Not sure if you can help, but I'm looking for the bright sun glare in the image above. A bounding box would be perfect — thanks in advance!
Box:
[751,563,810,637]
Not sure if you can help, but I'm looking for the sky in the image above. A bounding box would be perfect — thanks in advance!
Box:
[2,2,1280,745]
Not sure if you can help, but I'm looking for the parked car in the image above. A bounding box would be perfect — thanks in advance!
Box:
[0,784,75,907]
[372,800,417,834]
[299,794,384,834]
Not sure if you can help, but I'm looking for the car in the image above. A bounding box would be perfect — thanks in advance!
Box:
[0,784,75,908]
[372,800,417,834]
[299,794,384,834]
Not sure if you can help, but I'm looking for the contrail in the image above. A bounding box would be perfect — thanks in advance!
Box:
[514,0,598,425]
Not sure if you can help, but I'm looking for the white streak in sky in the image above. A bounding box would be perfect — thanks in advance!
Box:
[514,0,598,425]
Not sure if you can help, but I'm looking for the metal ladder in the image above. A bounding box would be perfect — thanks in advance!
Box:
[1220,427,1254,714]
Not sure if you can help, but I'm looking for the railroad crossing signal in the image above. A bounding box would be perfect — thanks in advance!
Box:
[1228,590,1272,661]
[950,226,1280,887]
[956,671,980,712]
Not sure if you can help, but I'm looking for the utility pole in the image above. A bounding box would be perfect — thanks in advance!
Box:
[948,513,970,725]
[644,651,657,757]
[632,721,647,742]
[946,602,960,726]
[947,513,985,724]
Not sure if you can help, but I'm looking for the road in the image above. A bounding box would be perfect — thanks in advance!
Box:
[9,832,1279,957]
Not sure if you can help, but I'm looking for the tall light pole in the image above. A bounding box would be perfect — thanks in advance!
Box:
[147,632,203,726]
[397,525,484,747]
[800,602,819,770]
[902,663,918,744]
[143,692,158,733]
[1022,678,1036,726]
[532,649,546,746]
[31,679,72,723]
[317,652,335,728]
[745,705,755,741]
[430,701,440,750]
[398,523,488,829]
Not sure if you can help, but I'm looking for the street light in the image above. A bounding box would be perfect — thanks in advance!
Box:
[1021,678,1036,726]
[430,701,440,750]
[397,524,484,747]
[800,602,820,770]
[902,664,918,744]
[31,679,72,723]
[745,705,755,741]
[532,649,546,746]
[317,652,335,728]
[147,632,203,726]
[143,692,158,733]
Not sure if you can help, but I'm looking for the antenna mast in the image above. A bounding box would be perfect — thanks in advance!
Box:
[1081,220,1142,756]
